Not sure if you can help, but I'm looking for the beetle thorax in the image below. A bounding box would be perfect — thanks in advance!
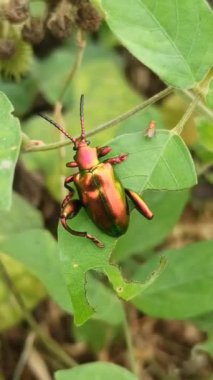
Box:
[74,145,99,170]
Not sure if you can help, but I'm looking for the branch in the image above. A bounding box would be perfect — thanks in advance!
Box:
[24,86,173,153]
[172,93,201,135]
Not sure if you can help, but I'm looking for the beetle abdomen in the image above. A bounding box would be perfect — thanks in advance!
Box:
[74,163,129,237]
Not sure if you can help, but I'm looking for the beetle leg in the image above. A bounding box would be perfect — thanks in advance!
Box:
[61,188,74,208]
[64,175,75,192]
[66,161,78,168]
[103,153,128,165]
[125,188,153,220]
[61,200,104,248]
[97,146,111,158]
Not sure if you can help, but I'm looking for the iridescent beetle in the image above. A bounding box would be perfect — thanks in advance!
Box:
[39,95,153,248]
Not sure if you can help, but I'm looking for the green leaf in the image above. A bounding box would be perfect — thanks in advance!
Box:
[0,253,45,331]
[22,116,61,200]
[196,118,213,152]
[86,273,125,325]
[0,192,43,238]
[59,220,164,326]
[114,190,189,261]
[59,129,196,325]
[196,333,213,356]
[99,0,213,88]
[64,44,142,146]
[0,229,73,314]
[190,311,213,332]
[133,240,213,319]
[111,130,197,193]
[0,92,21,211]
[55,362,137,380]
[36,49,75,106]
[206,78,213,109]
[0,76,37,116]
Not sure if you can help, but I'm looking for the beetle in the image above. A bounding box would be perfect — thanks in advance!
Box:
[39,95,153,248]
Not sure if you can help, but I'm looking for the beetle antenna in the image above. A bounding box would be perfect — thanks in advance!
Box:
[38,113,76,144]
[80,94,85,141]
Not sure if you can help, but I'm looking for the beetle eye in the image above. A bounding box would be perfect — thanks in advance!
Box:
[86,140,90,145]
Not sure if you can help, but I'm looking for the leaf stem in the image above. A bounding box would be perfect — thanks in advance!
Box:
[172,93,201,135]
[123,304,138,377]
[24,86,173,153]
[181,89,213,120]
[0,257,77,368]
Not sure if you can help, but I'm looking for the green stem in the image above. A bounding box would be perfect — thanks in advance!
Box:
[181,89,213,120]
[58,29,85,103]
[172,93,201,135]
[123,305,138,377]
[24,86,173,153]
[0,257,77,368]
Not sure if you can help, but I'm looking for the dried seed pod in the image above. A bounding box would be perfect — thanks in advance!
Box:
[4,0,29,24]
[76,2,102,32]
[47,0,77,39]
[22,17,45,44]
[0,38,16,59]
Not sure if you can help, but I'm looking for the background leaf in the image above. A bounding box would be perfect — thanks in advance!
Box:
[0,92,21,211]
[114,190,189,261]
[55,362,137,380]
[58,130,195,325]
[99,0,213,88]
[0,253,45,331]
[132,240,213,319]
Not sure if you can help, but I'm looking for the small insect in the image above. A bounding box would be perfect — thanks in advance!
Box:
[39,95,153,248]
[144,120,156,138]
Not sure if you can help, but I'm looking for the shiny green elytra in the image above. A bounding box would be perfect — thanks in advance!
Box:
[39,95,153,248]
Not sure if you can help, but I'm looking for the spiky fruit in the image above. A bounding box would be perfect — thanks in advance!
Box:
[47,0,77,39]
[76,2,102,32]
[22,17,45,44]
[0,33,32,80]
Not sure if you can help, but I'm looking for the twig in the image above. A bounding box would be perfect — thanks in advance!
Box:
[24,86,173,153]
[13,332,36,380]
[172,93,201,135]
[196,160,213,176]
[0,258,77,368]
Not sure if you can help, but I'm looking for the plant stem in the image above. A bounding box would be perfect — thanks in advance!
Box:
[0,257,77,368]
[123,305,138,377]
[172,93,201,135]
[196,160,213,176]
[24,86,173,153]
[58,29,86,103]
[181,89,213,120]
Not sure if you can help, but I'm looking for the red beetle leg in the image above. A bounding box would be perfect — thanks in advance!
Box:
[66,161,78,168]
[64,175,75,192]
[104,153,128,165]
[61,200,104,248]
[97,146,111,158]
[61,188,74,208]
[125,188,153,220]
